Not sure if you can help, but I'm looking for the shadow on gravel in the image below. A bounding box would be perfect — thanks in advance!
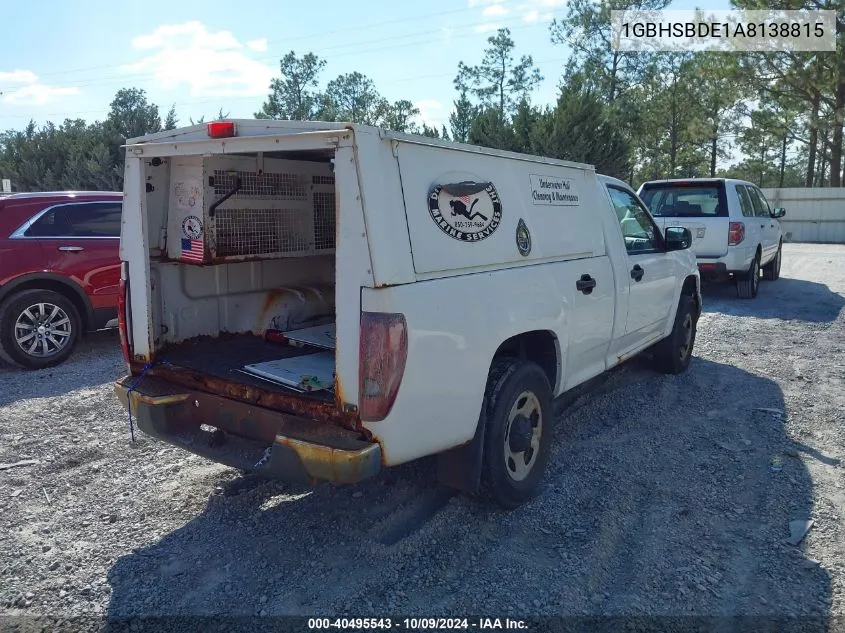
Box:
[104,356,831,627]
[702,277,845,323]
[0,329,122,406]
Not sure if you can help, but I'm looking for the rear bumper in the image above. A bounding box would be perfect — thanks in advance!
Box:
[696,262,729,281]
[114,376,381,485]
[697,247,754,281]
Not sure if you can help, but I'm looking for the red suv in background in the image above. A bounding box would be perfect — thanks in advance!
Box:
[0,192,123,369]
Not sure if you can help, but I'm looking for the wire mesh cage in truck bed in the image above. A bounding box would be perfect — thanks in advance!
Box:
[166,155,336,264]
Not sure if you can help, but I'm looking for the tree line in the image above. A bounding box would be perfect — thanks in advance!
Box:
[2,0,843,192]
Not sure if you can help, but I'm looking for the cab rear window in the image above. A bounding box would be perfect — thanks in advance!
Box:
[640,183,728,218]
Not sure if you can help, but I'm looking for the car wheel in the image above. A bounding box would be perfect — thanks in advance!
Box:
[736,254,760,299]
[652,295,698,375]
[0,290,82,369]
[480,359,553,509]
[763,243,782,281]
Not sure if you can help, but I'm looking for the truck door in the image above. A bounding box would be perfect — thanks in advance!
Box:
[748,185,778,261]
[25,200,122,314]
[605,185,677,346]
[735,184,768,262]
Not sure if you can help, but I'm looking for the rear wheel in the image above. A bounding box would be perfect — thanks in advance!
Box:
[0,290,81,369]
[763,242,782,281]
[480,359,553,509]
[736,254,760,299]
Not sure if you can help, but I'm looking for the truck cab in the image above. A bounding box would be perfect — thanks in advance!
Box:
[115,121,700,508]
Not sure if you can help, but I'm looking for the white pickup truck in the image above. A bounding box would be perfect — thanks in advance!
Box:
[115,120,701,508]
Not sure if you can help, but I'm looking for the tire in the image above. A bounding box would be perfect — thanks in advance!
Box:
[763,242,782,281]
[480,359,553,509]
[0,289,82,369]
[652,295,698,375]
[736,253,760,299]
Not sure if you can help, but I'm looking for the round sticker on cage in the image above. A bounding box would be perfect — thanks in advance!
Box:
[428,181,502,242]
[516,218,531,256]
[181,215,203,240]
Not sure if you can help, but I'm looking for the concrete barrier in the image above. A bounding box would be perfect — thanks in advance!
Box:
[761,188,845,244]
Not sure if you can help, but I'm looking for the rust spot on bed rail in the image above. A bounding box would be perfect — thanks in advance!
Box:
[259,288,286,327]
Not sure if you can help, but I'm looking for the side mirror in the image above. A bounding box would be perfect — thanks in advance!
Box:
[771,207,786,218]
[664,226,692,251]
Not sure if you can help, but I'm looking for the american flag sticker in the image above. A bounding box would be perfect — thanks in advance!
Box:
[180,238,204,263]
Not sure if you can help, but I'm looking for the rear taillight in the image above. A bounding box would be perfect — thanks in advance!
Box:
[359,312,408,422]
[117,261,132,363]
[728,222,745,246]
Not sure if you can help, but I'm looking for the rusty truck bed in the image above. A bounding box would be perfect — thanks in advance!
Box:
[129,334,362,431]
[157,334,334,402]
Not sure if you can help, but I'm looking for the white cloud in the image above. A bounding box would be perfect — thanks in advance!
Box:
[468,0,561,30]
[0,70,38,84]
[132,21,241,51]
[522,2,563,23]
[247,38,268,53]
[0,69,79,106]
[474,22,504,33]
[483,4,509,17]
[124,22,275,98]
[4,85,79,106]
[416,99,444,128]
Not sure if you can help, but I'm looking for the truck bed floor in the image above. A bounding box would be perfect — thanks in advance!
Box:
[159,334,334,403]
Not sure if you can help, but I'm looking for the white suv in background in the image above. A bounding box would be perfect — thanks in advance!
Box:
[638,178,785,299]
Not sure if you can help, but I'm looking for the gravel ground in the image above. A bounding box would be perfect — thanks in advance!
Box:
[1,243,844,630]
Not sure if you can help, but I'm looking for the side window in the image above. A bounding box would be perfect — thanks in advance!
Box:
[67,202,123,237]
[749,187,771,217]
[25,202,122,238]
[747,187,769,218]
[736,185,755,218]
[26,207,72,237]
[607,186,661,254]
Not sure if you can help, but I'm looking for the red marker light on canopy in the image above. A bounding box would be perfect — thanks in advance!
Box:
[207,121,236,139]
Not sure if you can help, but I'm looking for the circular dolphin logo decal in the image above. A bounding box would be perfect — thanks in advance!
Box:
[181,215,204,240]
[428,181,502,242]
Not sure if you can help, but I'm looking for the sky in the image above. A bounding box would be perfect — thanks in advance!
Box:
[0,0,732,133]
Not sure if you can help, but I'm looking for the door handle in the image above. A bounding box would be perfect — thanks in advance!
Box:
[58,246,84,252]
[576,274,597,295]
[631,265,644,282]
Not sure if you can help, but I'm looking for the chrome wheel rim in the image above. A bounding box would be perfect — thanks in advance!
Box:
[503,391,542,482]
[752,259,759,292]
[14,303,72,358]
[679,312,693,361]
[776,249,782,275]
